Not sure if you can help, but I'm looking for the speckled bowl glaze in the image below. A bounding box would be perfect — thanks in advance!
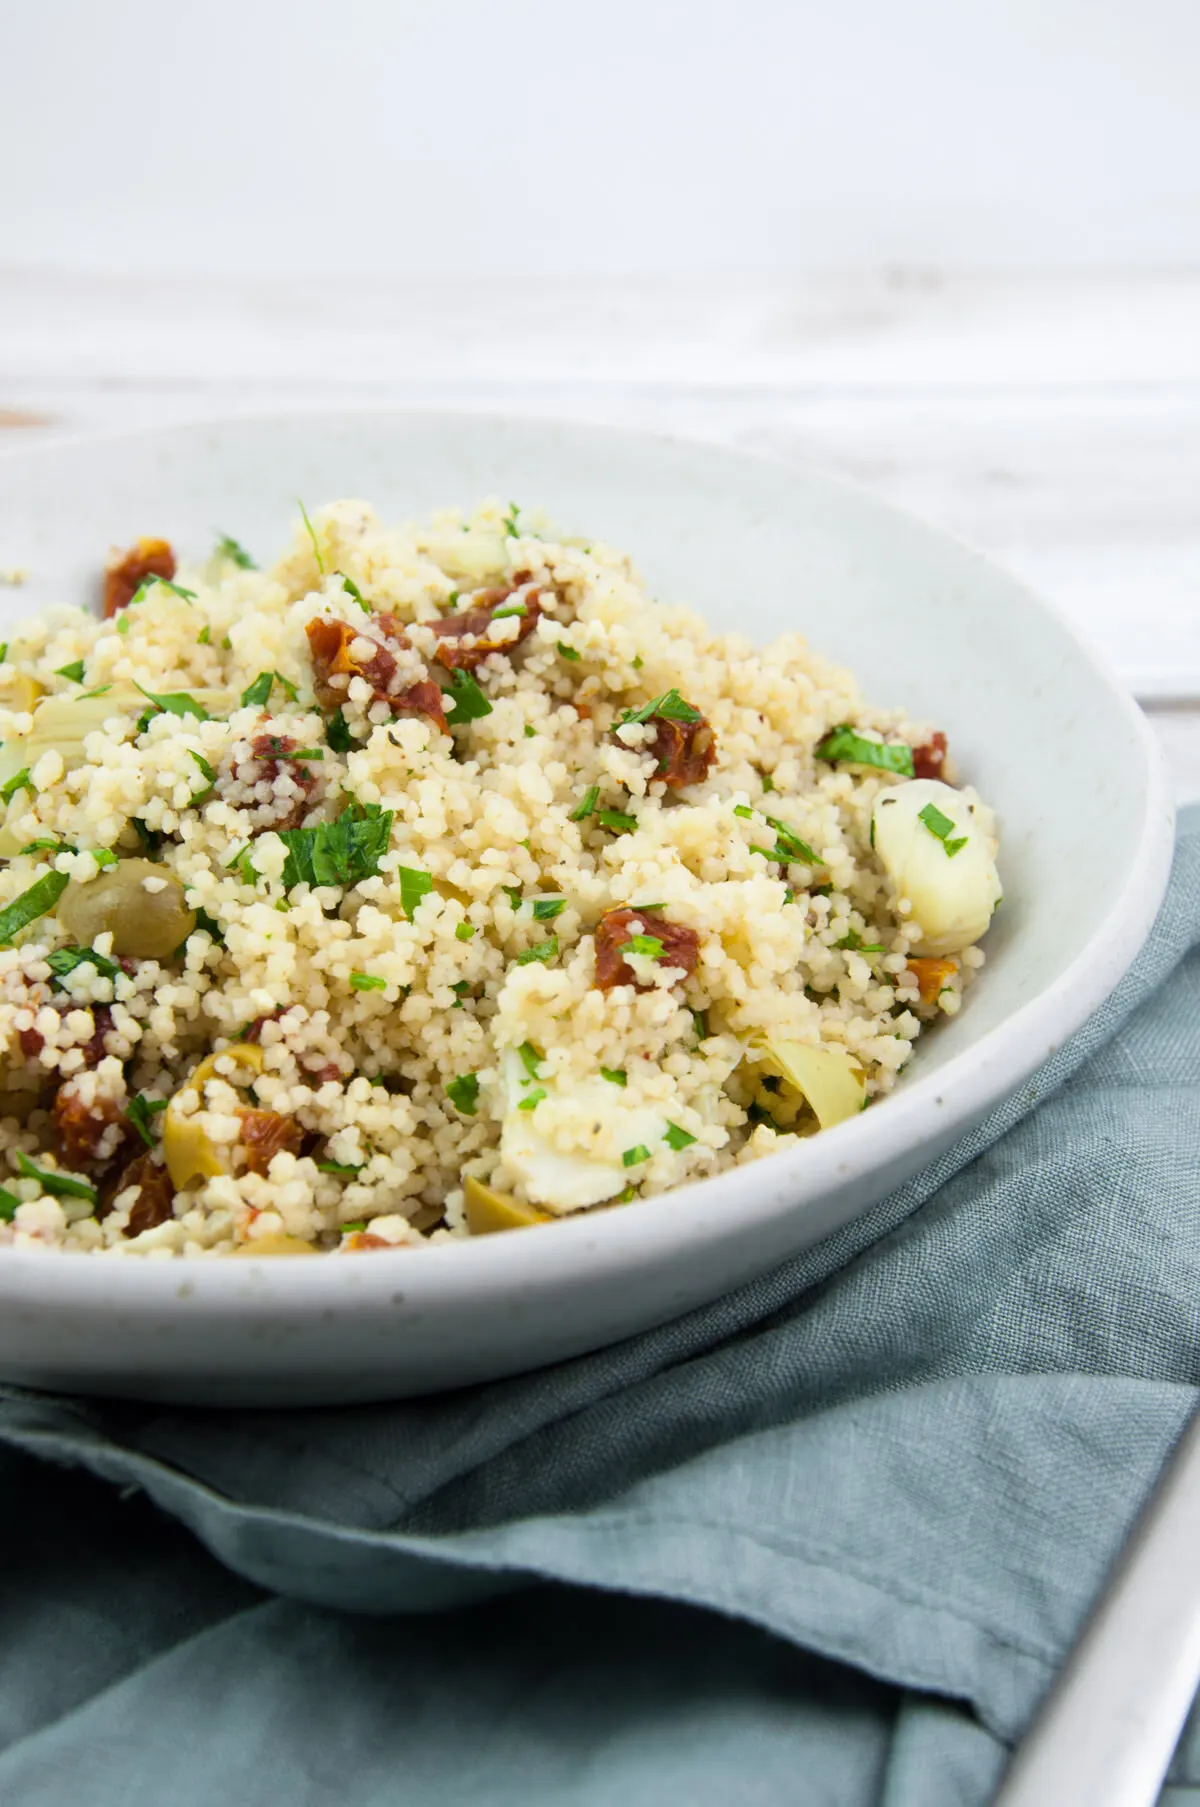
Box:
[0,413,1174,1405]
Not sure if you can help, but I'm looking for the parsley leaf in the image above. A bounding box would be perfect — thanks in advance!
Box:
[618,689,702,727]
[834,929,884,953]
[664,1122,696,1151]
[0,1188,18,1222]
[18,838,72,857]
[298,498,325,573]
[45,946,121,985]
[326,710,355,753]
[54,659,86,683]
[597,809,637,835]
[215,532,255,569]
[600,1066,626,1086]
[337,572,370,613]
[278,802,395,892]
[349,972,386,992]
[621,933,665,960]
[815,726,915,777]
[135,682,210,730]
[129,578,196,607]
[397,864,433,921]
[502,501,520,538]
[318,1159,365,1177]
[517,1042,543,1081]
[241,672,274,708]
[517,1087,546,1111]
[444,668,493,723]
[15,1150,96,1204]
[918,802,968,857]
[127,1093,168,1149]
[0,768,33,805]
[622,1145,650,1168]
[569,785,600,822]
[446,1073,480,1115]
[0,871,69,945]
[455,921,475,941]
[531,897,565,921]
[515,937,558,966]
[557,642,581,662]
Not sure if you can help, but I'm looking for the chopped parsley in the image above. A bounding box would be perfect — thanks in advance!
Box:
[298,498,325,572]
[569,785,600,822]
[835,929,884,953]
[517,1042,543,1081]
[621,933,665,960]
[45,946,121,985]
[597,809,637,835]
[445,1072,480,1115]
[54,659,86,683]
[18,838,72,857]
[689,1007,708,1044]
[0,768,34,806]
[197,625,212,646]
[0,871,69,946]
[557,642,581,662]
[188,748,217,802]
[15,1151,96,1204]
[733,804,754,820]
[116,614,131,637]
[515,937,558,966]
[599,1066,627,1086]
[664,1122,697,1151]
[502,501,521,538]
[240,671,275,708]
[750,812,819,866]
[127,1093,168,1149]
[318,1159,365,1177]
[0,1188,17,1223]
[815,726,915,777]
[523,724,537,738]
[492,600,527,621]
[135,682,210,731]
[761,774,776,793]
[349,972,386,992]
[340,1219,368,1232]
[444,667,493,723]
[214,532,256,569]
[918,802,968,856]
[132,818,164,861]
[193,908,225,943]
[517,1087,546,1111]
[278,802,395,891]
[455,921,476,941]
[622,1145,651,1168]
[617,689,701,727]
[631,655,644,671]
[337,572,370,612]
[129,578,196,607]
[532,897,565,921]
[290,748,323,761]
[397,863,434,921]
[326,709,355,753]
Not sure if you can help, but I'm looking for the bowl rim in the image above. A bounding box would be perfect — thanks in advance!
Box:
[0,407,1176,1311]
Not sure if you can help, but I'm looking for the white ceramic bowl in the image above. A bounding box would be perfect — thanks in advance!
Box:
[0,412,1174,1405]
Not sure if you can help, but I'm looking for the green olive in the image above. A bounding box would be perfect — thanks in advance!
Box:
[463,1173,550,1235]
[58,858,196,960]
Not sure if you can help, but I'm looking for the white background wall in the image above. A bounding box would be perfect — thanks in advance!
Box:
[4,0,1200,274]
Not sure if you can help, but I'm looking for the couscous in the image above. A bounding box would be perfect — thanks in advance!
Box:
[0,499,1001,1256]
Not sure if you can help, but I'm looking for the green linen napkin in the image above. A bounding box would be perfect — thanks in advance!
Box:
[1,806,1197,1807]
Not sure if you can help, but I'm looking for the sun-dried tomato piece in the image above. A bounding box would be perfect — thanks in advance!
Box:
[240,1008,284,1045]
[112,1151,176,1236]
[646,715,716,789]
[103,537,177,618]
[390,678,449,734]
[903,956,958,1004]
[20,1006,114,1069]
[431,586,543,672]
[234,730,319,831]
[342,1231,399,1252]
[911,732,947,782]
[52,1085,131,1173]
[238,1108,303,1176]
[305,615,447,731]
[18,1026,43,1060]
[593,907,701,992]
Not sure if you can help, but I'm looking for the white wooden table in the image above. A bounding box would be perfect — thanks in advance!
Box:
[3,267,1197,801]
